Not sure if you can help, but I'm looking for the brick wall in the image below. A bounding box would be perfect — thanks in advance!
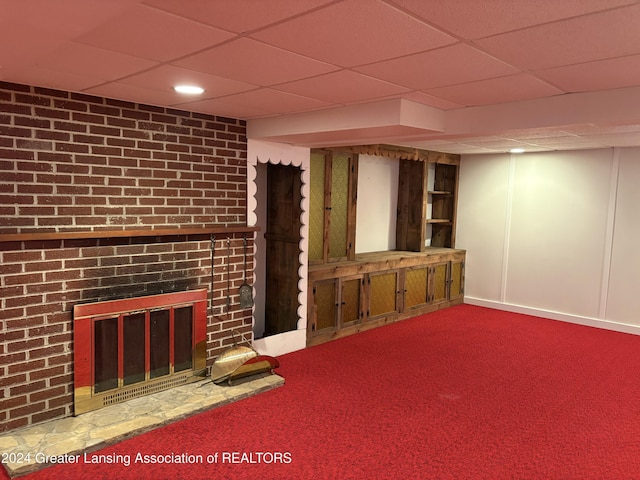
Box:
[0,82,253,433]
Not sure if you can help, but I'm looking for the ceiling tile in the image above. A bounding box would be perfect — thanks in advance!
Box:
[273,70,410,104]
[476,4,640,70]
[391,0,635,39]
[143,0,335,33]
[0,0,138,71]
[0,0,138,36]
[4,66,106,92]
[209,88,331,115]
[116,65,257,98]
[534,54,640,93]
[502,128,582,140]
[356,43,519,90]
[425,73,563,107]
[76,4,235,62]
[172,97,270,119]
[560,124,640,135]
[174,38,337,86]
[401,91,463,110]
[85,81,187,108]
[33,42,158,82]
[515,135,592,146]
[580,131,640,146]
[461,138,531,150]
[251,0,456,67]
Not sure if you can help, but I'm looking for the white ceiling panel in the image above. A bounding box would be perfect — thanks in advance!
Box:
[251,0,457,67]
[355,43,520,90]
[273,70,410,104]
[75,4,235,62]
[116,65,258,98]
[535,55,640,93]
[391,0,636,39]
[424,73,563,107]
[475,4,640,70]
[33,42,159,82]
[174,37,337,86]
[143,0,337,34]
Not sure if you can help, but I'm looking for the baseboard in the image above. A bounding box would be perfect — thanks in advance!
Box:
[253,329,307,357]
[464,297,640,337]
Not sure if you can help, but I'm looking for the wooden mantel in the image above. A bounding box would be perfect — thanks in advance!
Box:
[0,226,260,243]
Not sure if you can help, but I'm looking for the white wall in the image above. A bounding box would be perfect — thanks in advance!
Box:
[606,148,640,322]
[457,147,640,334]
[355,155,399,253]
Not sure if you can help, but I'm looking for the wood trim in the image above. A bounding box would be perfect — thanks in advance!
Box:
[346,153,358,261]
[338,144,460,165]
[0,226,260,243]
[308,249,466,282]
[323,151,332,263]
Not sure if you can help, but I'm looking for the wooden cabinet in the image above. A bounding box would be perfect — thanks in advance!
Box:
[396,153,460,250]
[309,149,358,264]
[310,275,364,336]
[308,249,465,345]
[427,258,465,305]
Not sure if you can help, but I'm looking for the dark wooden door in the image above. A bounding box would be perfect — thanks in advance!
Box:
[264,163,302,335]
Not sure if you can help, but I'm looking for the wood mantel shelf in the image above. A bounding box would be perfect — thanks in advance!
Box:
[0,226,260,243]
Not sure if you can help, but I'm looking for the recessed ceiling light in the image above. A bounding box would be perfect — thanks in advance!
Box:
[173,85,205,95]
[510,148,526,154]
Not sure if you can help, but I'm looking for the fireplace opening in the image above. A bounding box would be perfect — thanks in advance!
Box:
[73,289,208,415]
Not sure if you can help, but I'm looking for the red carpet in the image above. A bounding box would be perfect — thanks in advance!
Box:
[4,304,640,479]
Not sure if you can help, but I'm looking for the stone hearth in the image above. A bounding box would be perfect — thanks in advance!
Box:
[0,374,283,478]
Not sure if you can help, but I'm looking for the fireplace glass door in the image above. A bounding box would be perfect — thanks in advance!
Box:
[93,306,194,392]
[74,289,207,415]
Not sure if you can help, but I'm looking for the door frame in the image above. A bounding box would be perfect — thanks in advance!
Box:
[247,140,310,357]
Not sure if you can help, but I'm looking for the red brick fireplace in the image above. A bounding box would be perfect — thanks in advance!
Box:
[0,82,254,433]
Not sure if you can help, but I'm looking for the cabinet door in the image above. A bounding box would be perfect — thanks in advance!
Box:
[404,266,429,310]
[340,276,363,327]
[429,262,449,304]
[309,149,358,264]
[368,270,399,319]
[311,279,338,334]
[309,151,327,264]
[449,259,465,300]
[428,260,465,304]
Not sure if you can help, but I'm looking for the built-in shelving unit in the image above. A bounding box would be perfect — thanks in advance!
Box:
[397,151,460,250]
[306,144,464,346]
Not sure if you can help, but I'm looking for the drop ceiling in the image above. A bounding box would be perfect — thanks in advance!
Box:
[2,0,640,154]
